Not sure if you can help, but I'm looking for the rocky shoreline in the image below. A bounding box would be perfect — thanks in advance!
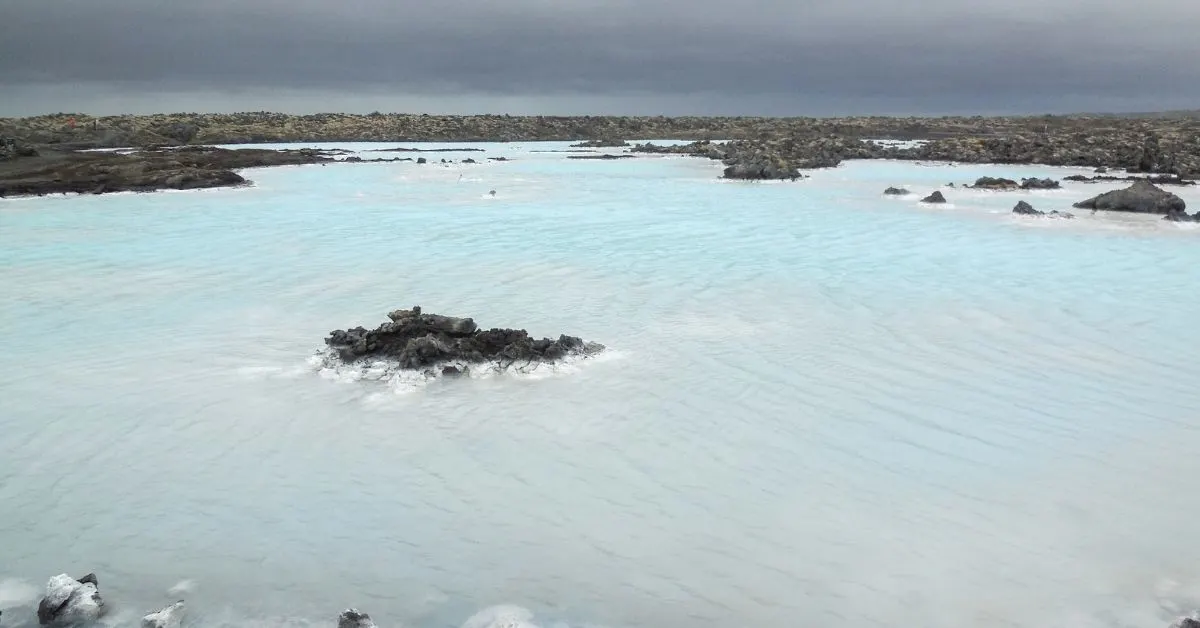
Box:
[0,143,484,197]
[4,110,1200,195]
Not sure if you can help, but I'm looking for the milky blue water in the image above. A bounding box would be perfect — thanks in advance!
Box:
[3,143,1200,628]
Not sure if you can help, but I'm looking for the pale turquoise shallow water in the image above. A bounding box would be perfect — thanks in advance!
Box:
[2,143,1200,628]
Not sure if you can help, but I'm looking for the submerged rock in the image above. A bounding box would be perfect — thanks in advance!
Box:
[1014,201,1075,219]
[883,186,910,195]
[338,609,378,628]
[921,191,947,203]
[1171,613,1200,628]
[1072,179,1186,214]
[1020,177,1061,189]
[142,601,185,628]
[1163,210,1200,222]
[324,306,604,371]
[37,574,105,626]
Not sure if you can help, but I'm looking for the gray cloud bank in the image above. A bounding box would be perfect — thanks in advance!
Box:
[1,0,1198,116]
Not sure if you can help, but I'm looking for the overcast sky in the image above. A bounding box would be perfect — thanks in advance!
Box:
[1,0,1198,116]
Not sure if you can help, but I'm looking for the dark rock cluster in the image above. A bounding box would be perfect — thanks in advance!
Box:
[570,139,630,148]
[971,176,1019,189]
[1020,177,1061,189]
[1012,200,1074,218]
[324,306,604,372]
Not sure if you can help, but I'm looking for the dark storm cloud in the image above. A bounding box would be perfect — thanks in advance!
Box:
[1,0,1198,115]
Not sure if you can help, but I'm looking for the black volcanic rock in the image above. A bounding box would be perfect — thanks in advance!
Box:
[324,306,604,371]
[567,154,634,160]
[338,609,378,628]
[921,191,947,203]
[570,139,629,148]
[1072,179,1186,214]
[1020,177,1061,189]
[0,145,341,196]
[883,187,910,195]
[972,176,1018,189]
[1013,200,1042,215]
[1013,200,1074,219]
[1163,209,1200,222]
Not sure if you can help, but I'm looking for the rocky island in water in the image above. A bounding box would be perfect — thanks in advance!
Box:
[319,306,604,379]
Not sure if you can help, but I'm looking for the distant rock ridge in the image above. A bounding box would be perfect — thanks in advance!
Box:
[570,139,629,148]
[6,111,1200,176]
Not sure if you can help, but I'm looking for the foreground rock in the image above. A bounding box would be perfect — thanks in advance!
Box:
[338,609,378,628]
[324,306,604,371]
[0,145,338,197]
[921,191,947,203]
[1072,179,1186,214]
[142,601,185,628]
[1012,200,1074,218]
[38,574,105,626]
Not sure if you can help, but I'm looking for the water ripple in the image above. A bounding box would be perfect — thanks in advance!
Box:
[1,146,1199,628]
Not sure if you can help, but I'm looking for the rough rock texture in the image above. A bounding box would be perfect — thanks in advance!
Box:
[972,176,1018,189]
[1,136,38,160]
[921,191,947,203]
[1072,180,1186,214]
[1020,177,1061,189]
[324,306,604,371]
[141,601,185,628]
[883,187,910,195]
[37,574,105,626]
[338,609,378,628]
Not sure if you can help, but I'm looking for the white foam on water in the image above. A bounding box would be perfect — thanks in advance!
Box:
[167,579,196,595]
[461,605,540,628]
[306,346,618,394]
